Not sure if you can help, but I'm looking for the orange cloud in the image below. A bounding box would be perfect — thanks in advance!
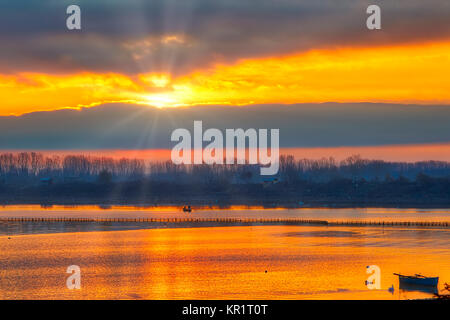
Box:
[177,41,450,106]
[0,72,150,114]
[1,41,450,115]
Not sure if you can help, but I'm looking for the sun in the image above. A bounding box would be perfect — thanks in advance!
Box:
[143,92,180,108]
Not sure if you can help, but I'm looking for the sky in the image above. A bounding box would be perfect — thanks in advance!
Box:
[1,0,450,160]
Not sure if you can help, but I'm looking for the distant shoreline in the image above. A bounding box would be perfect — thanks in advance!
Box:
[1,199,450,209]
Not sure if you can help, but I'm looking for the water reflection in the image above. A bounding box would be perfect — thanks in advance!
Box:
[0,225,449,300]
[0,205,449,222]
[399,283,438,295]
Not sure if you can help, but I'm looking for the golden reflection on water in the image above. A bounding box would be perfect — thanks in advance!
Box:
[0,205,449,222]
[0,225,449,299]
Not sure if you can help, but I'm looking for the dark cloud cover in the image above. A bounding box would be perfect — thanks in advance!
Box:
[0,103,449,149]
[1,0,450,74]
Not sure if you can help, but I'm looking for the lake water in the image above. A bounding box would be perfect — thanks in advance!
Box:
[0,205,449,221]
[0,206,449,300]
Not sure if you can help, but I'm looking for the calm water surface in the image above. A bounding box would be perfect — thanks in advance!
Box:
[0,206,449,300]
[0,205,449,221]
[0,226,449,299]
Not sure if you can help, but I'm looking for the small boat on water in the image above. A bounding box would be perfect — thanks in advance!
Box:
[394,273,439,287]
[182,205,192,213]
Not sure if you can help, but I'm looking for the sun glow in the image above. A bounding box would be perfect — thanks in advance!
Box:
[1,40,450,115]
[139,74,171,88]
[143,93,181,108]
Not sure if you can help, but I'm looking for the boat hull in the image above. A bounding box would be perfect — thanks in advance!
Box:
[399,276,439,287]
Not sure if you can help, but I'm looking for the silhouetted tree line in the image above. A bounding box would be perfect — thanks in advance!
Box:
[1,152,450,206]
[279,154,450,183]
[1,152,450,184]
[0,152,145,182]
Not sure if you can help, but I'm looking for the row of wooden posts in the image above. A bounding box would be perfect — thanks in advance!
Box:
[0,217,448,227]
